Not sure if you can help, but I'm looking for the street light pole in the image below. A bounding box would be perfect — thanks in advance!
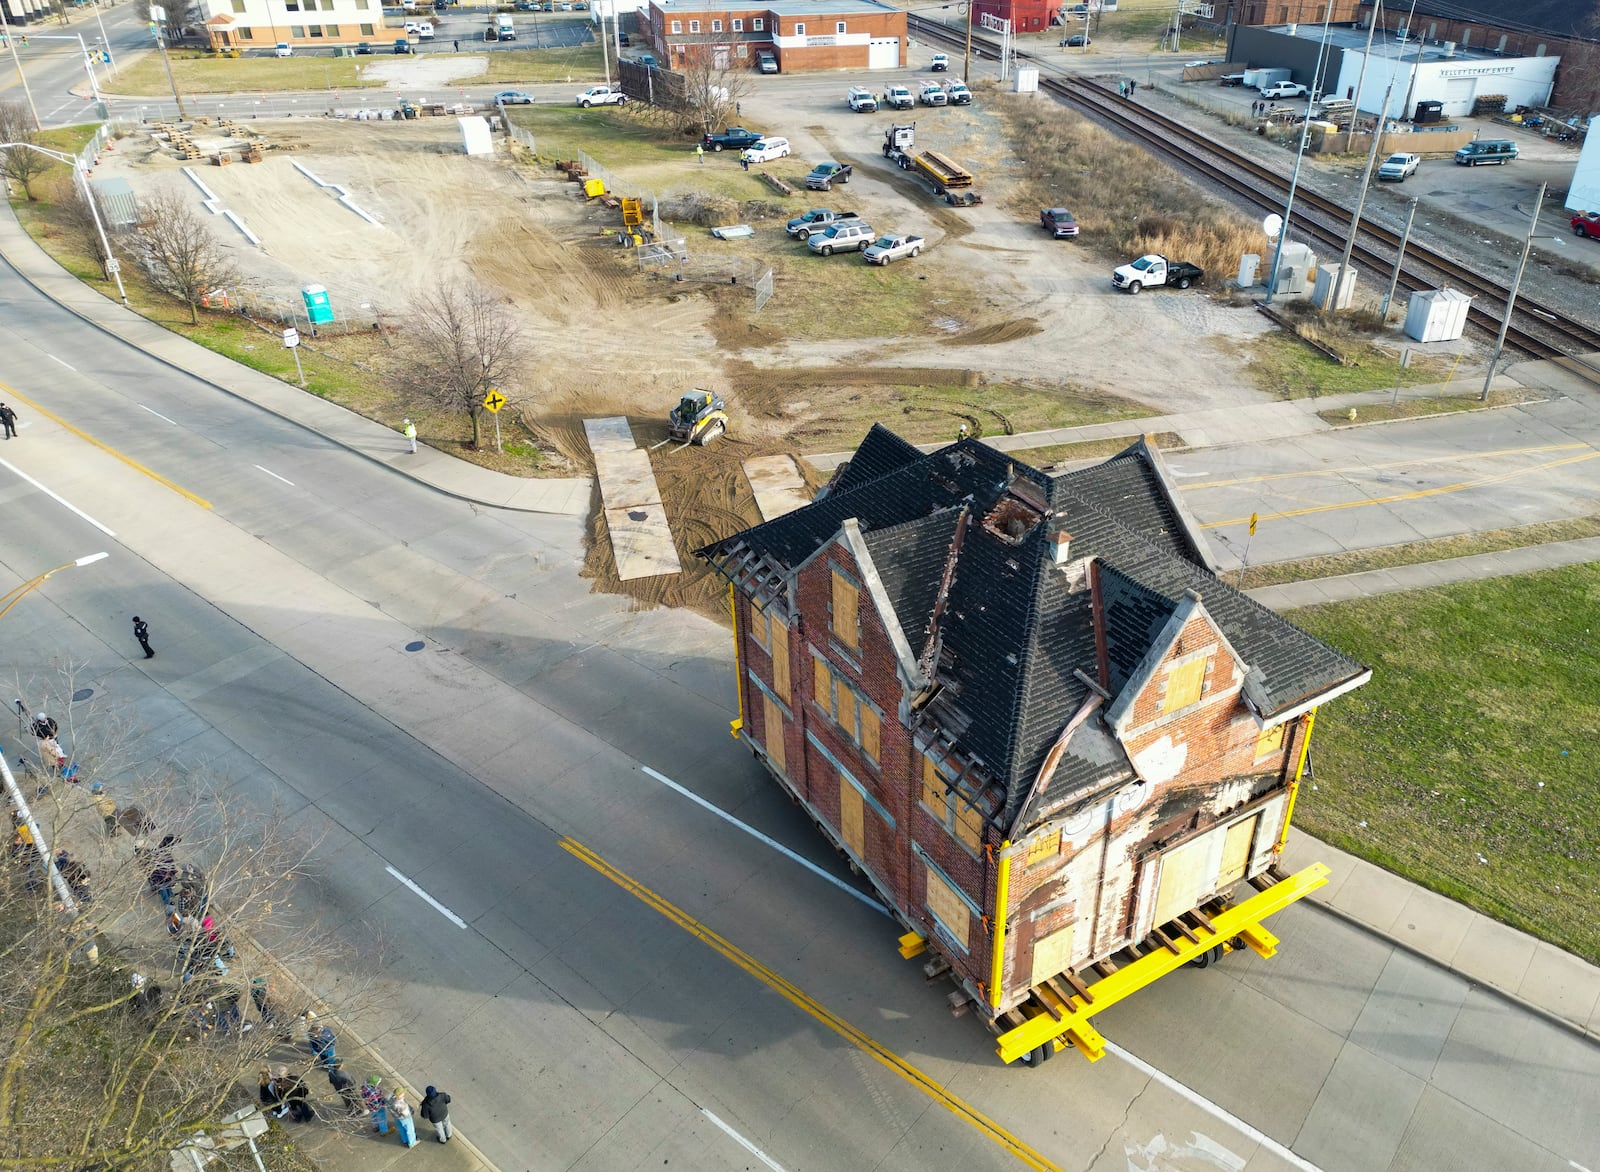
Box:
[0,5,44,130]
[1264,0,1337,304]
[1,143,128,304]
[1480,181,1546,402]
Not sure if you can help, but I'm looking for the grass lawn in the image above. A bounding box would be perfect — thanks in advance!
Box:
[110,45,607,98]
[1291,565,1600,965]
[1236,330,1462,398]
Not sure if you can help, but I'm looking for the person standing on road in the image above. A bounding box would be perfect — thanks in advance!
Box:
[391,1088,419,1147]
[0,403,17,439]
[132,616,154,659]
[403,418,417,453]
[420,1086,452,1143]
[453,38,460,51]
[362,1075,389,1134]
[328,1063,364,1117]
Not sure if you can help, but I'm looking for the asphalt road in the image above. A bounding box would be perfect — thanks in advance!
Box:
[4,229,1600,1170]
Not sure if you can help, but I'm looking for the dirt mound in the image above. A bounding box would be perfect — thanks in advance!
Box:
[940,317,1044,346]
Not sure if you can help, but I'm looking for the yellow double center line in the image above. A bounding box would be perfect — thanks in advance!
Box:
[559,837,1062,1171]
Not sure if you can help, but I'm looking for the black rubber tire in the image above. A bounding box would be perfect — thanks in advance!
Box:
[839,172,849,183]
[712,142,723,152]
[1127,281,1142,294]
[1187,945,1224,969]
[909,247,920,257]
[580,100,592,107]
[1177,276,1192,289]
[820,244,834,256]
[796,229,810,241]
[1575,224,1588,237]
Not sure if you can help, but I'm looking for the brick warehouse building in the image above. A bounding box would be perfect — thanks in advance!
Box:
[641,0,905,72]
[700,429,1369,1045]
[971,0,1056,35]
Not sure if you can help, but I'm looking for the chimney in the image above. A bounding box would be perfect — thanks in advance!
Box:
[1049,525,1073,565]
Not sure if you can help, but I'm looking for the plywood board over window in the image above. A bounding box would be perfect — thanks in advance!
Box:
[1031,924,1075,986]
[1162,656,1207,713]
[840,780,864,857]
[762,694,785,775]
[925,865,971,949]
[831,570,859,652]
[1218,814,1258,888]
[770,620,790,701]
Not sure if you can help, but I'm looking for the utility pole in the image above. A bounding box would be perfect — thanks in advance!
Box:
[0,6,43,130]
[1480,181,1546,402]
[963,0,973,86]
[150,5,188,120]
[1321,74,1394,314]
[1264,0,1337,303]
[1379,196,1418,318]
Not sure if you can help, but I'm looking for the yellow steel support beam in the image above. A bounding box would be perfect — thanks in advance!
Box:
[1277,708,1317,854]
[989,839,1014,1008]
[995,863,1330,1065]
[728,581,745,737]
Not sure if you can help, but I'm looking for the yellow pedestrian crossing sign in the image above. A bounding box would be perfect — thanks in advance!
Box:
[482,389,506,414]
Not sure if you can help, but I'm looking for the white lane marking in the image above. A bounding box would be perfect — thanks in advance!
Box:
[641,766,890,917]
[1571,1162,1593,1172]
[48,354,77,372]
[139,405,179,425]
[701,1109,787,1172]
[384,865,467,928]
[0,460,117,537]
[254,465,295,486]
[1108,1042,1323,1172]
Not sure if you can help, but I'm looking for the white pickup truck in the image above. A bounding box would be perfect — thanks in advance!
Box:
[576,85,628,107]
[1111,254,1203,293]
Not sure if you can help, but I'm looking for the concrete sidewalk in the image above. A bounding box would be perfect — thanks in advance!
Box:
[4,186,1600,1149]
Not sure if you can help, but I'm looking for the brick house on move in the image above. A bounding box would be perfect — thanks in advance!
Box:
[641,0,905,73]
[700,427,1369,1029]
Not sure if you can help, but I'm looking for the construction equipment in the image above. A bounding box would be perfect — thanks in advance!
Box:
[616,196,655,247]
[882,123,980,204]
[664,389,728,446]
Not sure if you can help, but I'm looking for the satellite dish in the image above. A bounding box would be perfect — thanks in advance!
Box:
[1262,213,1283,240]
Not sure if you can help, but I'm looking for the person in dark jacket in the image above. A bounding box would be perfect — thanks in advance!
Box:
[327,1063,364,1116]
[0,403,18,439]
[277,1068,314,1122]
[259,1067,282,1115]
[132,616,154,659]
[420,1086,453,1142]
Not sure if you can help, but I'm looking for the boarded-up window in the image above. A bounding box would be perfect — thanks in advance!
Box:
[859,705,879,763]
[1152,832,1215,926]
[749,601,771,652]
[925,865,971,949]
[840,780,864,857]
[1162,657,1207,713]
[762,694,785,774]
[813,658,831,709]
[812,654,879,765]
[1031,924,1075,986]
[831,570,859,652]
[770,621,790,702]
[923,752,985,853]
[1254,722,1285,761]
[1218,815,1259,888]
[1026,830,1060,867]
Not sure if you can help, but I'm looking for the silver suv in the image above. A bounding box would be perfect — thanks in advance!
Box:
[808,221,875,256]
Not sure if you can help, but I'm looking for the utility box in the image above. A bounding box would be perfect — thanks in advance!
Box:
[1270,242,1316,296]
[1238,253,1261,288]
[1313,263,1356,310]
[1404,288,1471,342]
[1014,67,1039,93]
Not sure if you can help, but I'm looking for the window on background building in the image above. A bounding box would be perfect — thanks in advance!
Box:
[239,26,254,37]
[711,19,721,31]
[732,17,742,29]
[689,19,699,31]
[308,23,323,35]
[356,0,369,7]
[670,19,681,32]
[812,655,879,764]
[835,20,845,32]
[286,0,300,10]
[794,21,804,35]
[736,42,747,55]
[325,23,339,34]
[920,754,983,853]
[231,0,244,11]
[1254,722,1286,761]
[359,21,373,32]
[752,17,763,29]
[1161,656,1207,714]
[290,23,305,34]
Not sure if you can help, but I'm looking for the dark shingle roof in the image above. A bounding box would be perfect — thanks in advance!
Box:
[826,423,927,498]
[699,431,1367,833]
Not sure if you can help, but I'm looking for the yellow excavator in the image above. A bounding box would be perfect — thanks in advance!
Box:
[665,388,728,446]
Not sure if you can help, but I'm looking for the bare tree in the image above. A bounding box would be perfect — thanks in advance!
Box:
[397,279,527,450]
[676,39,752,134]
[1,681,388,1170]
[136,188,239,325]
[60,176,116,280]
[0,101,54,202]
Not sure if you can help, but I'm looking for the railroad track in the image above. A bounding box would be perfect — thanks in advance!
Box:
[907,14,1600,364]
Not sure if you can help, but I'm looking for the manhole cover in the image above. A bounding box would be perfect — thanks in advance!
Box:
[404,640,425,652]
[72,688,94,702]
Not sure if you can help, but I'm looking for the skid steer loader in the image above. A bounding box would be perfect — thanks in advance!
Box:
[665,389,728,446]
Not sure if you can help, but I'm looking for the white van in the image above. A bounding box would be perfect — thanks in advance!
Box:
[740,136,790,164]
[495,14,516,39]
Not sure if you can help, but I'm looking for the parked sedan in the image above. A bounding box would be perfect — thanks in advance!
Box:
[1572,211,1600,238]
[1061,34,1091,47]
[862,233,924,265]
[495,90,535,105]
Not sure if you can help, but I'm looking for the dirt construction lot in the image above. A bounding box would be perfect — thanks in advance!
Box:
[91,96,1403,608]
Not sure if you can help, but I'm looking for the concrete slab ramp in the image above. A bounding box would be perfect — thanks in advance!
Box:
[583,417,682,580]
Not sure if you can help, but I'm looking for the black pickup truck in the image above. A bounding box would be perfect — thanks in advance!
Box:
[702,127,764,152]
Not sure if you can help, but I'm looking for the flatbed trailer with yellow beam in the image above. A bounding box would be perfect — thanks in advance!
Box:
[901,863,1330,1065]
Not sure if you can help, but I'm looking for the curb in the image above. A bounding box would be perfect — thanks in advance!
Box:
[0,204,587,517]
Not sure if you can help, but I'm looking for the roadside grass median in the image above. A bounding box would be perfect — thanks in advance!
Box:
[470,44,606,84]
[112,51,385,96]
[1291,565,1600,965]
